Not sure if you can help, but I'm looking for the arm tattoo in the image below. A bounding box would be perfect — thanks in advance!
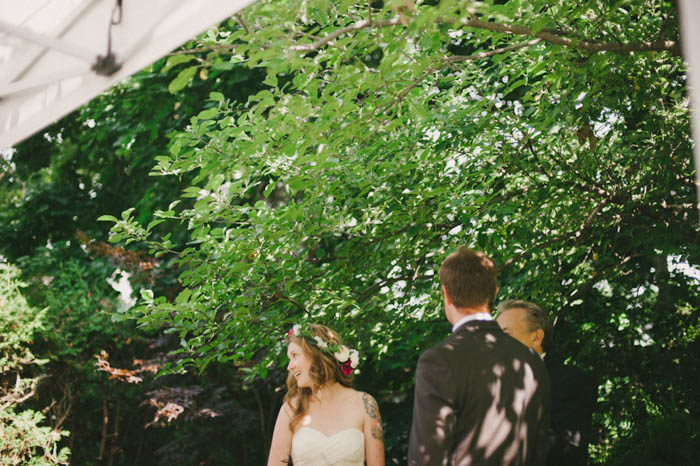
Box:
[363,393,383,441]
[362,393,379,419]
[371,423,384,442]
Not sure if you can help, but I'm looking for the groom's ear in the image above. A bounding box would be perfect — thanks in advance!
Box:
[442,284,453,305]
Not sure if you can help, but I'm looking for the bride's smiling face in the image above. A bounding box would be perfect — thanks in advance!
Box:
[287,341,313,388]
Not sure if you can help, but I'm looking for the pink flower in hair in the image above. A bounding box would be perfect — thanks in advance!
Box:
[341,360,353,376]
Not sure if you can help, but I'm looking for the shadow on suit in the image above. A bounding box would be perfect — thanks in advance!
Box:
[408,320,551,466]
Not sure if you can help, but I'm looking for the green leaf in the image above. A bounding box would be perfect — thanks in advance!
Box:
[170,140,182,156]
[209,91,225,102]
[147,219,165,230]
[530,17,550,34]
[505,78,526,96]
[263,72,278,87]
[527,60,547,77]
[120,208,135,221]
[162,54,195,73]
[212,61,237,71]
[196,107,219,120]
[168,66,198,94]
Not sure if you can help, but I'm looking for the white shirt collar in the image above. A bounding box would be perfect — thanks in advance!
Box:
[452,312,494,333]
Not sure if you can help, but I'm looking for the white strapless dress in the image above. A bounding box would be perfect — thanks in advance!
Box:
[291,426,364,466]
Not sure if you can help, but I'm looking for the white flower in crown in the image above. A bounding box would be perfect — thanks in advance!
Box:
[314,336,328,349]
[292,324,301,336]
[349,349,360,368]
[334,345,351,363]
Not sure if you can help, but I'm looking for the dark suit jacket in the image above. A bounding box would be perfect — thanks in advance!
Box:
[545,358,596,466]
[408,320,551,466]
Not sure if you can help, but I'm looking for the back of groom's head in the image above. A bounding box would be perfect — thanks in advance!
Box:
[439,247,497,309]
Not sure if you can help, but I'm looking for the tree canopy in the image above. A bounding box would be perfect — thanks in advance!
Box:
[2,0,698,464]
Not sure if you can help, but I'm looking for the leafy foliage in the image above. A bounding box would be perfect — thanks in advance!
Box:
[605,412,700,466]
[0,263,69,465]
[98,0,698,462]
[0,264,46,372]
[3,0,698,464]
[0,408,70,466]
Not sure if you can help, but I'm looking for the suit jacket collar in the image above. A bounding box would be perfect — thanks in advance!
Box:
[452,316,500,334]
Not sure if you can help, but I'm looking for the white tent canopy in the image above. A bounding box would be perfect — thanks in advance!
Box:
[0,0,256,147]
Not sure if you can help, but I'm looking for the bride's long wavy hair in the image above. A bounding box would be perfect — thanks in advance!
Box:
[284,324,354,432]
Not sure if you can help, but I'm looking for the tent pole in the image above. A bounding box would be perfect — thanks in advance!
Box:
[0,20,97,63]
[679,0,700,220]
[0,67,88,98]
[0,0,99,87]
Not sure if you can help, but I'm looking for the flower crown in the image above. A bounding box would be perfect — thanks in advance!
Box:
[287,324,360,376]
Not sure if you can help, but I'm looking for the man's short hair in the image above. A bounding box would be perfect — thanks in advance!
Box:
[496,300,554,353]
[439,247,497,309]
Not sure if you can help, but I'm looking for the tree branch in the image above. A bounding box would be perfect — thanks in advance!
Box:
[49,379,73,431]
[445,38,543,64]
[288,15,680,56]
[290,18,403,52]
[460,18,681,55]
[234,13,252,35]
[98,393,108,462]
[167,44,238,56]
[0,374,43,409]
[252,387,266,440]
[498,198,607,272]
[381,39,542,113]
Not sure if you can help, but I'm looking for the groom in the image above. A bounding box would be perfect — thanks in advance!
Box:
[408,247,550,466]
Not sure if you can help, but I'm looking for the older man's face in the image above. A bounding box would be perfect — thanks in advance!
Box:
[496,307,538,351]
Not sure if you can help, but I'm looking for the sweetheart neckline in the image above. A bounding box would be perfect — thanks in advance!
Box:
[296,426,363,439]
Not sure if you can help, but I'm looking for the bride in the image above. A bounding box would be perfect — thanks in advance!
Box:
[267,324,385,466]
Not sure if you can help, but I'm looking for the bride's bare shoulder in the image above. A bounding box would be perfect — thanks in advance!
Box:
[358,391,380,418]
[353,388,375,401]
[282,397,299,415]
[342,387,363,401]
[345,389,371,408]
